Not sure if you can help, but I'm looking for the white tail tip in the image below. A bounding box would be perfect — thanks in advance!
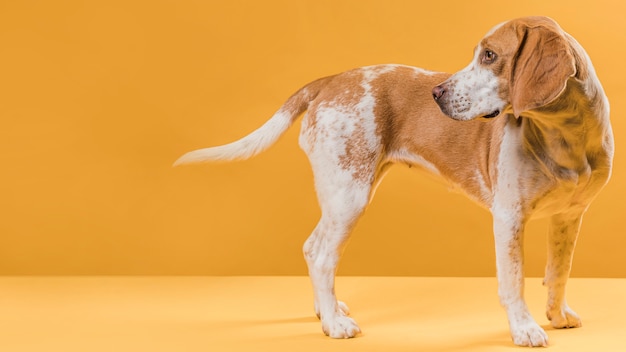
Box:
[172,149,217,167]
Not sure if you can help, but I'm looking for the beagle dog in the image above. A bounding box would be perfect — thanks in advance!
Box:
[174,16,613,347]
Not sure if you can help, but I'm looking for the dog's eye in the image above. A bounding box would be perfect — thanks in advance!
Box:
[482,50,497,64]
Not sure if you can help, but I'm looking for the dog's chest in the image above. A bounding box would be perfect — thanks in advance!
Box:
[493,121,609,218]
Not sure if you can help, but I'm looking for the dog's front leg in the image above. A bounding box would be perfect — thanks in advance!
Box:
[493,209,549,347]
[544,210,584,329]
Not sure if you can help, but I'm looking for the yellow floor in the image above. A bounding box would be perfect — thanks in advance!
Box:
[0,277,624,351]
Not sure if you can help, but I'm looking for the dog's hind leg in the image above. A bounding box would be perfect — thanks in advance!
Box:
[298,82,388,337]
[300,138,385,338]
[302,162,380,338]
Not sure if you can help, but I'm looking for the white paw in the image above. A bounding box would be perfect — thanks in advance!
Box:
[510,321,549,347]
[337,300,350,315]
[315,300,350,318]
[547,305,582,329]
[322,314,361,338]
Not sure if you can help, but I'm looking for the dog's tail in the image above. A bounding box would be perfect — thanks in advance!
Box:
[173,77,329,166]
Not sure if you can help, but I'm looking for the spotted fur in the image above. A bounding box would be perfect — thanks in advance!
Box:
[175,16,613,347]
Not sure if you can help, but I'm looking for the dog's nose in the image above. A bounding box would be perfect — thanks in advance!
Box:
[432,85,446,101]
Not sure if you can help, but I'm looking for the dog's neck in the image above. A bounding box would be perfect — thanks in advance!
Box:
[517,78,612,181]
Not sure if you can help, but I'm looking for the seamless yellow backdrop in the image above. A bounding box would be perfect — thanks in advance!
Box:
[0,0,624,276]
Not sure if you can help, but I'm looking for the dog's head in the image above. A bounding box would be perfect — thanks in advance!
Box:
[432,16,577,121]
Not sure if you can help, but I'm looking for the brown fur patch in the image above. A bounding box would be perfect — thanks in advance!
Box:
[368,66,505,206]
[299,65,511,207]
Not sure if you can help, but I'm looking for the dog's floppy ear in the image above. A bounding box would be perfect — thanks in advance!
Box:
[510,23,576,117]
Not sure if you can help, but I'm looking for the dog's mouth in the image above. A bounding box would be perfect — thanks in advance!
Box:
[482,110,500,119]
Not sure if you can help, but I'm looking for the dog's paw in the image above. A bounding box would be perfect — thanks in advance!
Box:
[547,305,582,329]
[510,321,549,347]
[315,300,350,319]
[337,300,350,315]
[322,314,361,339]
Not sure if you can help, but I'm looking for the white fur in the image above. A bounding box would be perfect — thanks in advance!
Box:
[388,149,441,175]
[173,108,294,165]
[434,19,613,347]
[437,46,507,121]
[175,18,613,348]
[490,120,550,346]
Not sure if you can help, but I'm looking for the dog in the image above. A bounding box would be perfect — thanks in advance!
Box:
[174,16,613,347]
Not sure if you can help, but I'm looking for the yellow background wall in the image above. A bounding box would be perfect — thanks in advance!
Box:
[0,0,624,276]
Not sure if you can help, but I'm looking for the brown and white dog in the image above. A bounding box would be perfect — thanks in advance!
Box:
[174,16,614,347]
